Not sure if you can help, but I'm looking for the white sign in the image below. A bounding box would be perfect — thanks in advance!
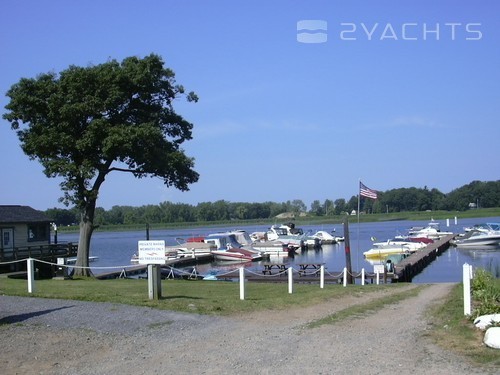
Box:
[137,240,166,265]
[373,264,385,274]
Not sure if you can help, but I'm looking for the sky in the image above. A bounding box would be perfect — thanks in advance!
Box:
[0,0,499,211]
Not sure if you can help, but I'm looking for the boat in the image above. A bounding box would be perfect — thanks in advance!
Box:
[67,255,99,264]
[451,223,500,247]
[363,239,427,259]
[211,248,255,262]
[396,221,453,240]
[364,252,411,266]
[310,230,339,244]
[265,223,307,250]
[168,241,216,256]
[204,233,262,261]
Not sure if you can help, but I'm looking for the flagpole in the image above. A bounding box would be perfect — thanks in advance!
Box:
[357,179,361,271]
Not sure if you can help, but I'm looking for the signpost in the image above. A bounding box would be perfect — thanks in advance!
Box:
[138,240,166,300]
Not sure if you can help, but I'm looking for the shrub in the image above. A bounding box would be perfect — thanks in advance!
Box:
[470,268,500,319]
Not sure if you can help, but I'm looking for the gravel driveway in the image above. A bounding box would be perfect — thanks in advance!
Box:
[0,283,494,374]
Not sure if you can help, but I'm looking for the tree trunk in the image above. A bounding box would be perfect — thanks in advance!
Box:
[74,199,96,277]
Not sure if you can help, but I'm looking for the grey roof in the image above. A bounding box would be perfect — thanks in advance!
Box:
[0,205,51,223]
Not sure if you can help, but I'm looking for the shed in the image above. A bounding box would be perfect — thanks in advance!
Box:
[0,205,51,258]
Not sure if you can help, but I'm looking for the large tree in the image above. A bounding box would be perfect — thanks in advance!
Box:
[3,54,199,276]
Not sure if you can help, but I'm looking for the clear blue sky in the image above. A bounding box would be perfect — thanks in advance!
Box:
[1,1,498,211]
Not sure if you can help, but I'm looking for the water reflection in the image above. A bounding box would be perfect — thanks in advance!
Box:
[58,216,500,283]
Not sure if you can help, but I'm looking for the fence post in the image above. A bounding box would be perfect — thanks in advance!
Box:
[288,267,293,294]
[320,265,324,289]
[361,268,365,286]
[239,267,245,300]
[463,263,472,316]
[343,267,347,287]
[147,264,162,300]
[27,258,35,293]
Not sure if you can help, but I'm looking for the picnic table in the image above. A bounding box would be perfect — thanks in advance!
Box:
[298,263,325,277]
[262,263,288,275]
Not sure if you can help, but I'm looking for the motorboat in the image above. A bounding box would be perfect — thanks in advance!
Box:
[211,248,256,262]
[265,223,307,249]
[363,239,427,259]
[402,221,453,240]
[451,223,500,247]
[310,230,340,244]
[204,233,262,261]
[249,226,304,255]
[167,241,215,256]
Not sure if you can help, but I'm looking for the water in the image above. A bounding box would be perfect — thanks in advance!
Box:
[58,216,500,283]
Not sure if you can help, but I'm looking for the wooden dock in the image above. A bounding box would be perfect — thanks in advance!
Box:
[95,254,213,280]
[393,234,455,282]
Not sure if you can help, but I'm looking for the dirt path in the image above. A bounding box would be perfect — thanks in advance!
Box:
[0,284,493,374]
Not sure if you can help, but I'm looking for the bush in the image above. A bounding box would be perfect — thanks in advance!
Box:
[471,268,500,319]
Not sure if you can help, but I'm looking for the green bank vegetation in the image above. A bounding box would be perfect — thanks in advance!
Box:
[428,276,500,369]
[56,207,500,233]
[0,277,403,315]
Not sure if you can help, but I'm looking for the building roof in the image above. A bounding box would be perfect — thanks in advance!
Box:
[0,205,51,223]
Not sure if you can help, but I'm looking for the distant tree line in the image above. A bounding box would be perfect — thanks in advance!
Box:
[45,180,500,226]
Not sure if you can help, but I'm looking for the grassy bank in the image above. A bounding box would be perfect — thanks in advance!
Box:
[0,277,404,315]
[427,282,500,369]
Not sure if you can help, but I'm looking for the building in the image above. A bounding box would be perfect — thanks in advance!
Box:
[0,205,51,260]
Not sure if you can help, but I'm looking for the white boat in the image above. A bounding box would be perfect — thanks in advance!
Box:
[451,223,500,247]
[363,239,426,259]
[404,221,453,240]
[310,230,339,244]
[250,240,293,256]
[265,224,306,250]
[167,241,215,256]
[245,227,302,255]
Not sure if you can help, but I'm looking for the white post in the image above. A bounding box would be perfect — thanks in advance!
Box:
[376,271,380,285]
[463,263,472,315]
[288,267,293,294]
[455,216,458,225]
[361,268,365,286]
[27,258,35,293]
[239,267,245,300]
[320,265,324,289]
[446,218,450,227]
[147,264,161,300]
[343,267,347,287]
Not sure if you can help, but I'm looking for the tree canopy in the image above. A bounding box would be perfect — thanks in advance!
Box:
[44,180,500,226]
[4,54,199,275]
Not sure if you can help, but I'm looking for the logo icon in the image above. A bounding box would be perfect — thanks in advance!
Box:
[297,20,328,43]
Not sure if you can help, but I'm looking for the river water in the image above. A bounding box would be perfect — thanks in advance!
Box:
[58,216,500,283]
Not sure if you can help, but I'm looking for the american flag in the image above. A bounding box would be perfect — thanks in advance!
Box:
[359,181,378,200]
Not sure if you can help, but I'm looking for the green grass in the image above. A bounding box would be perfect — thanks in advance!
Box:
[426,283,500,369]
[0,277,406,316]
